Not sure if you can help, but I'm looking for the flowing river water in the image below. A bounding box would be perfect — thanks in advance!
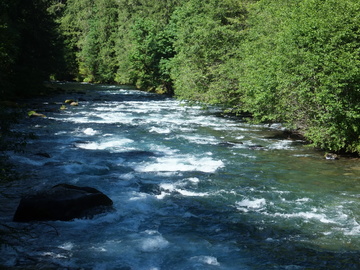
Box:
[1,83,360,269]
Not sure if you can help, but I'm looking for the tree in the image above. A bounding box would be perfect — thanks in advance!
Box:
[0,0,62,98]
[60,0,178,91]
[115,0,179,92]
[238,0,360,153]
[79,0,119,82]
[169,0,248,103]
[60,0,96,81]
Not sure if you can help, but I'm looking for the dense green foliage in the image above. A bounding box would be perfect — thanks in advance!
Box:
[1,0,360,153]
[0,0,64,98]
[116,0,178,92]
[59,0,178,91]
[169,0,247,103]
[239,0,360,152]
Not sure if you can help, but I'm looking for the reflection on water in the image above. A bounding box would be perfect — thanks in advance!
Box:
[1,82,360,269]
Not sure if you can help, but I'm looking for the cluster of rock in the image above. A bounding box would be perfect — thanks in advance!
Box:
[64,99,79,106]
[28,98,80,118]
[13,184,113,222]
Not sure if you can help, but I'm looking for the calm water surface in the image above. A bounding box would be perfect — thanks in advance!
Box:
[1,83,360,269]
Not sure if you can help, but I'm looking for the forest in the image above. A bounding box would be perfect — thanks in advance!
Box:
[1,0,360,154]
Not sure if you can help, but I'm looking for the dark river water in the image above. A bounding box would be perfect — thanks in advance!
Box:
[1,83,360,269]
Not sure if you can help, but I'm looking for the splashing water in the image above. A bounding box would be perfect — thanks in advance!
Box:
[1,83,360,269]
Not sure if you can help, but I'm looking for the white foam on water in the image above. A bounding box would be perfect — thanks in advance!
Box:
[295,198,311,203]
[188,177,200,183]
[91,112,133,124]
[268,140,294,150]
[157,178,209,198]
[344,221,360,235]
[138,230,169,252]
[158,183,177,192]
[176,189,210,197]
[148,144,179,155]
[189,116,225,128]
[245,154,258,159]
[236,198,267,213]
[91,246,107,252]
[272,210,334,224]
[135,155,224,173]
[58,242,74,251]
[83,128,97,136]
[128,192,152,203]
[116,172,135,181]
[155,192,169,200]
[332,207,360,236]
[60,111,133,125]
[176,134,219,145]
[59,116,89,124]
[148,126,171,134]
[41,252,68,259]
[92,105,118,112]
[178,126,197,133]
[158,183,205,197]
[293,154,312,157]
[75,138,134,151]
[213,124,249,132]
[190,255,220,266]
[55,131,67,135]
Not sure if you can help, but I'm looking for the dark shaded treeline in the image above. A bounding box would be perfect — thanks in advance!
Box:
[1,0,360,154]
[0,0,67,97]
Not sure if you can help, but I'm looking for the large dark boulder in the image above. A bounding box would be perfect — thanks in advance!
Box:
[13,184,113,222]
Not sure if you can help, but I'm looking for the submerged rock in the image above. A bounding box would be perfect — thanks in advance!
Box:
[325,153,339,160]
[28,111,46,118]
[13,184,113,222]
[139,183,162,195]
[248,144,264,150]
[218,141,243,147]
[64,99,79,106]
[35,152,51,158]
[70,101,79,106]
[64,99,75,104]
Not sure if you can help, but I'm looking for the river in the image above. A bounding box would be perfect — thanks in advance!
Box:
[1,82,360,269]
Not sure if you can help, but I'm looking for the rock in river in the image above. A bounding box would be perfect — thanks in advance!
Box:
[13,184,113,222]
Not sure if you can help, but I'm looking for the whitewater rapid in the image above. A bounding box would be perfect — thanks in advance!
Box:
[1,83,360,269]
